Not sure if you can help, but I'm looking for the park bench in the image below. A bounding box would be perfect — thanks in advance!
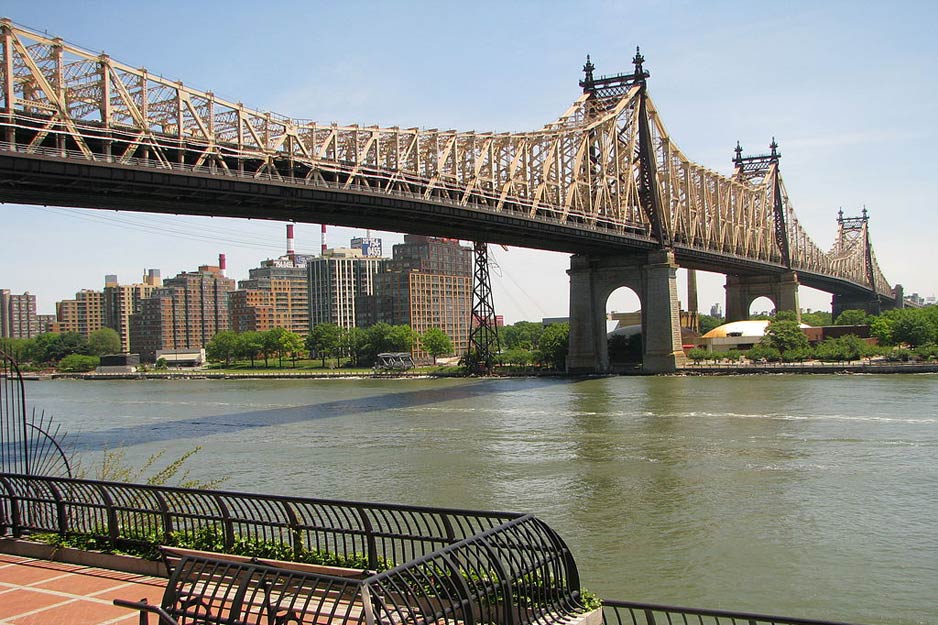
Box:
[114,548,374,625]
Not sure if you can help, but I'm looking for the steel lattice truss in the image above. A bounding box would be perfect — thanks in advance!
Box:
[0,20,893,297]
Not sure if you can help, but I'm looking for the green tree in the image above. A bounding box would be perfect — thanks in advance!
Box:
[30,332,90,363]
[387,325,415,352]
[237,331,264,367]
[815,334,871,362]
[800,311,833,327]
[57,353,99,372]
[892,312,935,347]
[307,322,344,367]
[260,328,282,367]
[870,315,895,345]
[763,315,809,353]
[746,344,781,362]
[265,327,291,367]
[419,327,453,365]
[500,321,544,351]
[498,347,535,367]
[537,323,569,370]
[88,327,122,356]
[206,330,240,366]
[698,314,723,334]
[344,327,368,367]
[0,337,32,363]
[834,309,871,326]
[687,347,710,363]
[278,329,305,367]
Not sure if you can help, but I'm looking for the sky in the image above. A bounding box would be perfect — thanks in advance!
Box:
[2,1,937,322]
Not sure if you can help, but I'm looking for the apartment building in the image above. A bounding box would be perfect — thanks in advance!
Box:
[308,247,383,329]
[0,290,39,339]
[130,264,235,361]
[362,236,472,361]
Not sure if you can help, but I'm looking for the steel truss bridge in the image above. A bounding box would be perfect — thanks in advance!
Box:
[0,19,895,303]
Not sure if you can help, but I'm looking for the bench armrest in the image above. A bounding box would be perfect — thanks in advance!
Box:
[113,598,181,625]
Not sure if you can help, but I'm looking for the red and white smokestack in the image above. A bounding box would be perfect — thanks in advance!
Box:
[286,224,296,260]
[321,224,327,255]
[219,253,227,277]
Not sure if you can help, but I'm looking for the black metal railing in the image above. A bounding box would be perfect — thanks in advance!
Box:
[0,473,586,625]
[0,473,524,571]
[603,600,868,625]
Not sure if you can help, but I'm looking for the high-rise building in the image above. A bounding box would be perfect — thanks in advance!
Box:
[362,235,472,361]
[104,270,161,352]
[130,263,235,361]
[229,290,274,333]
[308,247,383,329]
[52,289,105,336]
[229,225,315,335]
[0,290,39,339]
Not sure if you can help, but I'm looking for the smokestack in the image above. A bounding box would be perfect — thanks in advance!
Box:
[219,253,227,277]
[286,224,296,261]
[321,224,327,255]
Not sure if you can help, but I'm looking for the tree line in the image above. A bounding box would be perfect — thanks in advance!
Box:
[689,306,938,363]
[1,328,122,372]
[205,323,456,369]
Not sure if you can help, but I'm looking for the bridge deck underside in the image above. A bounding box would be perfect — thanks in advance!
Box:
[0,150,879,299]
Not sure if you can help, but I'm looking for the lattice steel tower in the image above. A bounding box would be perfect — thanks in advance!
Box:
[467,242,500,374]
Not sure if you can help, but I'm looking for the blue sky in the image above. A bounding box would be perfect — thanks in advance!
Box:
[2,1,936,321]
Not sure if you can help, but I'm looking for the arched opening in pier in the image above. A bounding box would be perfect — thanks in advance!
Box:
[605,286,643,365]
[748,296,776,318]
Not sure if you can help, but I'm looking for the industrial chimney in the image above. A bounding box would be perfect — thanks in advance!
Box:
[321,224,327,255]
[218,253,227,277]
[286,224,296,262]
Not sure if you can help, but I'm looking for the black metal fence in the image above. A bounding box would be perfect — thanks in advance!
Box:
[0,473,586,625]
[0,474,871,625]
[0,473,528,571]
[603,600,866,625]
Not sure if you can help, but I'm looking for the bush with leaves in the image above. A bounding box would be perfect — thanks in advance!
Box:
[687,347,710,362]
[93,445,228,489]
[57,353,99,372]
[746,345,781,362]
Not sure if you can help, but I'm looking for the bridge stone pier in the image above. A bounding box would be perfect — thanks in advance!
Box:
[567,250,686,374]
[724,272,801,322]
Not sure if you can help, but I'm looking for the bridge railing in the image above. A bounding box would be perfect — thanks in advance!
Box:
[0,135,653,238]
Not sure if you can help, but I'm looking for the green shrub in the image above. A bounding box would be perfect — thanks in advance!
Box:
[57,354,99,372]
[687,347,710,362]
[746,345,781,362]
[782,347,812,362]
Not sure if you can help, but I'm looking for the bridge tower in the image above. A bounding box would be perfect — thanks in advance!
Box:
[724,140,801,322]
[830,208,902,318]
[567,51,686,374]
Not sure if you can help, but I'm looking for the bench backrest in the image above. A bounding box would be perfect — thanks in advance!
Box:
[164,554,369,625]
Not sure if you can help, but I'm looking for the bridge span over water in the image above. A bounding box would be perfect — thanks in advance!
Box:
[0,19,904,371]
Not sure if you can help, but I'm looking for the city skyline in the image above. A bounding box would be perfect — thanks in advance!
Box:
[2,1,936,322]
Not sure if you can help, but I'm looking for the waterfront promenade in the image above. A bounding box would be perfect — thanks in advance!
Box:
[0,553,164,625]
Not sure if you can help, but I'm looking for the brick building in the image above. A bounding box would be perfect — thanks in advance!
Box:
[130,264,235,361]
[0,290,39,339]
[361,236,472,361]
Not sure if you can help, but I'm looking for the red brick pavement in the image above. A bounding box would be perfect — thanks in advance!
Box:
[0,553,165,625]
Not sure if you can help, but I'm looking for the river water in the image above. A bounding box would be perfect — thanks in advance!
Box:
[22,374,938,625]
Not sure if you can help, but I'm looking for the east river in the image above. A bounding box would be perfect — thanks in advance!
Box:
[22,374,938,625]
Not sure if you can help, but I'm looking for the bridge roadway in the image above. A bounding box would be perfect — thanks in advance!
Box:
[0,144,876,300]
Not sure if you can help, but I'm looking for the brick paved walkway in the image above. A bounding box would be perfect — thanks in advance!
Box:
[0,553,165,625]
